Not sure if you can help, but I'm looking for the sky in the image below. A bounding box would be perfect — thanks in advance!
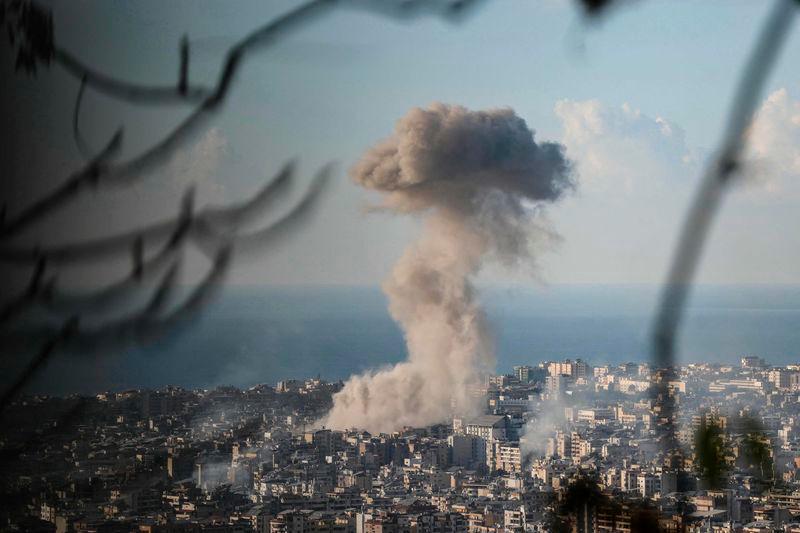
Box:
[4,0,800,288]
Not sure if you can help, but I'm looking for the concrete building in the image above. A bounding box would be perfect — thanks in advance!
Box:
[464,415,508,441]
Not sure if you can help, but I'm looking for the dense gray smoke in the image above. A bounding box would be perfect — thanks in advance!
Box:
[324,103,573,433]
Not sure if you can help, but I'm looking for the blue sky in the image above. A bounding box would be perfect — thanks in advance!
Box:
[12,0,800,286]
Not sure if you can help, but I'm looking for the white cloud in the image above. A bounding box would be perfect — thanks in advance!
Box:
[747,88,800,195]
[543,91,800,285]
[540,98,697,284]
[555,99,694,196]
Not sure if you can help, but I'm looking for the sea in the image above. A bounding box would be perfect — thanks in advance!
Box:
[7,284,800,396]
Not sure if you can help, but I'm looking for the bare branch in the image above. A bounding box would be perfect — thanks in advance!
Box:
[0,1,334,241]
[71,75,94,159]
[178,34,189,96]
[0,190,192,324]
[53,47,211,104]
[0,318,77,412]
[0,247,219,356]
[195,163,332,258]
[0,0,482,412]
[0,128,123,239]
[0,257,184,408]
[3,0,484,241]
[347,0,487,23]
[41,242,180,318]
[0,161,296,266]
[0,255,47,324]
[0,162,323,323]
[48,1,482,104]
[26,254,46,296]
[202,160,294,229]
[650,0,796,450]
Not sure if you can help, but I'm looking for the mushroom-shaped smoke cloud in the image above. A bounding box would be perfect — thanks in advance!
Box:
[324,103,574,433]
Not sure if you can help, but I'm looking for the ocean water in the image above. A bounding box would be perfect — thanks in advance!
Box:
[8,284,800,395]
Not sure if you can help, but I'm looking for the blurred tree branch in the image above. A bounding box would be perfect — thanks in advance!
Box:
[0,0,485,407]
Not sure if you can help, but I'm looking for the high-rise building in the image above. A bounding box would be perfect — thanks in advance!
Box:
[546,375,571,398]
[548,360,574,377]
[555,431,571,459]
[637,472,660,498]
[514,365,533,383]
[464,415,508,441]
[513,365,547,384]
[449,434,486,467]
[547,358,591,379]
[768,369,799,390]
[741,356,767,369]
[574,359,590,379]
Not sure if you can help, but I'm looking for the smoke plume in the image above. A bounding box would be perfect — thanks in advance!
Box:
[324,103,573,433]
[520,397,568,459]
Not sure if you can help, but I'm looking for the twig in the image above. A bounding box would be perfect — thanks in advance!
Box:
[0,161,296,266]
[53,47,211,104]
[0,318,78,412]
[71,75,92,159]
[194,163,332,258]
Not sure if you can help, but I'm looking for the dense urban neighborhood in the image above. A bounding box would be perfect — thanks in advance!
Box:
[4,357,800,532]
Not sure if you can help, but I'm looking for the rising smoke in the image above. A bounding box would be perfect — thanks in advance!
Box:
[324,103,573,433]
[520,398,569,459]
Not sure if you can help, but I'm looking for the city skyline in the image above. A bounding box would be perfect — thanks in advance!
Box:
[6,356,800,531]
